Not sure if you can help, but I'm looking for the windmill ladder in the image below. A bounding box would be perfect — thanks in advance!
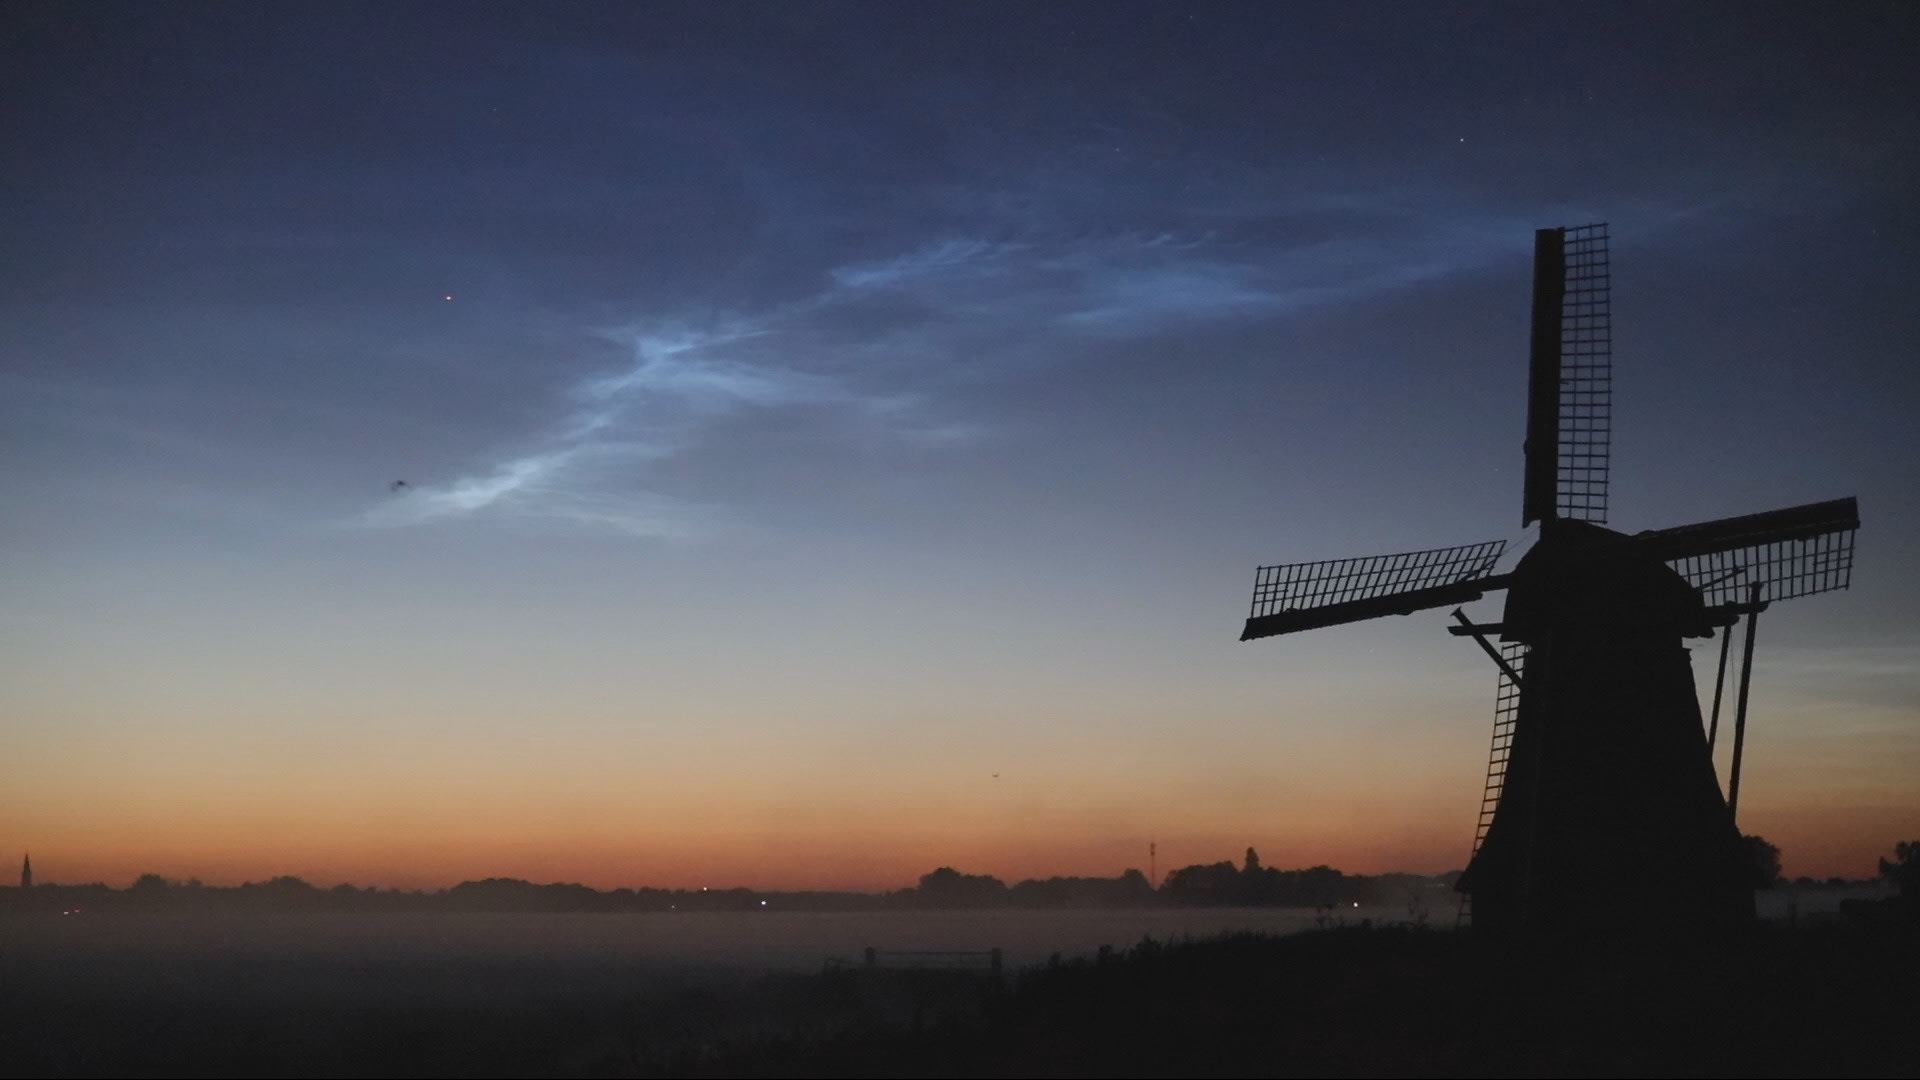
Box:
[1458,641,1526,928]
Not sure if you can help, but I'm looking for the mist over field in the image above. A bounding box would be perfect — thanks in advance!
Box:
[0,905,1395,1074]
[3,907,1347,1002]
[4,885,1883,1007]
[3,887,1898,1078]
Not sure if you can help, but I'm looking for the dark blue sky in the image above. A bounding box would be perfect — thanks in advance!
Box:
[2,2,1915,886]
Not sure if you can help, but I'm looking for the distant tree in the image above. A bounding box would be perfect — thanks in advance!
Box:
[1740,834,1783,889]
[1879,840,1920,898]
[1243,847,1261,874]
[130,873,171,893]
[1008,872,1158,909]
[1293,865,1351,907]
[1160,861,1242,905]
[914,867,1008,908]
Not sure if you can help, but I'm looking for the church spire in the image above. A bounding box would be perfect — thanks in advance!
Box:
[20,853,31,890]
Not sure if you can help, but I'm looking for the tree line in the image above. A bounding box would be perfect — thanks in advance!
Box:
[7,835,1902,915]
[0,852,1444,914]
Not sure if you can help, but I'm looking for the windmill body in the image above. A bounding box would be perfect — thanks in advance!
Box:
[1238,224,1859,938]
[1463,518,1751,934]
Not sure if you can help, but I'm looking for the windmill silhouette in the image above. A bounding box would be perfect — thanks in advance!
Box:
[1238,224,1859,937]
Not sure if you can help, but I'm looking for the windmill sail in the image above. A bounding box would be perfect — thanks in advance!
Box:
[1241,540,1506,640]
[1458,639,1527,929]
[1634,497,1859,606]
[1522,224,1612,527]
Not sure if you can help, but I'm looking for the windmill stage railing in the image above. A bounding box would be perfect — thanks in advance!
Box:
[857,947,1004,977]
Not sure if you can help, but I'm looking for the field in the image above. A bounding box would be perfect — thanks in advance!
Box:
[1,893,1908,1077]
[0,905,1356,1076]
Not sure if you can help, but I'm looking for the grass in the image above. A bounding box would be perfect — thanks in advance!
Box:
[3,915,1914,1077]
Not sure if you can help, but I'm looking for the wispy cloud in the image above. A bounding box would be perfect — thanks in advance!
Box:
[359,439,690,532]
[830,239,1016,290]
[357,311,939,536]
[1756,642,1920,714]
[357,189,1560,539]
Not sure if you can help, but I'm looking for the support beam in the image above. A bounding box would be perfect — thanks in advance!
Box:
[1521,227,1566,528]
[1634,497,1859,563]
[1451,609,1523,686]
[1706,619,1734,753]
[1727,582,1767,822]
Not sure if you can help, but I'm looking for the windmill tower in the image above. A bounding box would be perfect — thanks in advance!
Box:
[1238,224,1859,937]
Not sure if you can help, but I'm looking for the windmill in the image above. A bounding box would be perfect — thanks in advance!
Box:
[1238,224,1858,936]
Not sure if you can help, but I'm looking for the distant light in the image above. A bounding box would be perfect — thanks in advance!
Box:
[1352,901,1360,908]
[759,900,767,907]
[443,294,454,301]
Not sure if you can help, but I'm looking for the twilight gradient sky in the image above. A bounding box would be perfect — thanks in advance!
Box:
[3,2,1917,890]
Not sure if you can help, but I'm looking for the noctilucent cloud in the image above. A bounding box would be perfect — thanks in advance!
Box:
[3,3,1916,889]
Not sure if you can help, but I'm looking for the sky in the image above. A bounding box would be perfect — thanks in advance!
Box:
[2,1,1917,891]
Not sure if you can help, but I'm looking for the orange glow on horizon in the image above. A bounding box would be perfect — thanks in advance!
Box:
[7,796,1908,893]
[7,663,1910,893]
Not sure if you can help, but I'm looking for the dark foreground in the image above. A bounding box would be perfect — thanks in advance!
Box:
[5,912,1915,1078]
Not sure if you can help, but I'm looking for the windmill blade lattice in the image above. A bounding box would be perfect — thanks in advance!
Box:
[1522,223,1612,526]
[1634,497,1859,606]
[1554,224,1612,523]
[1666,530,1856,606]
[1242,540,1506,639]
